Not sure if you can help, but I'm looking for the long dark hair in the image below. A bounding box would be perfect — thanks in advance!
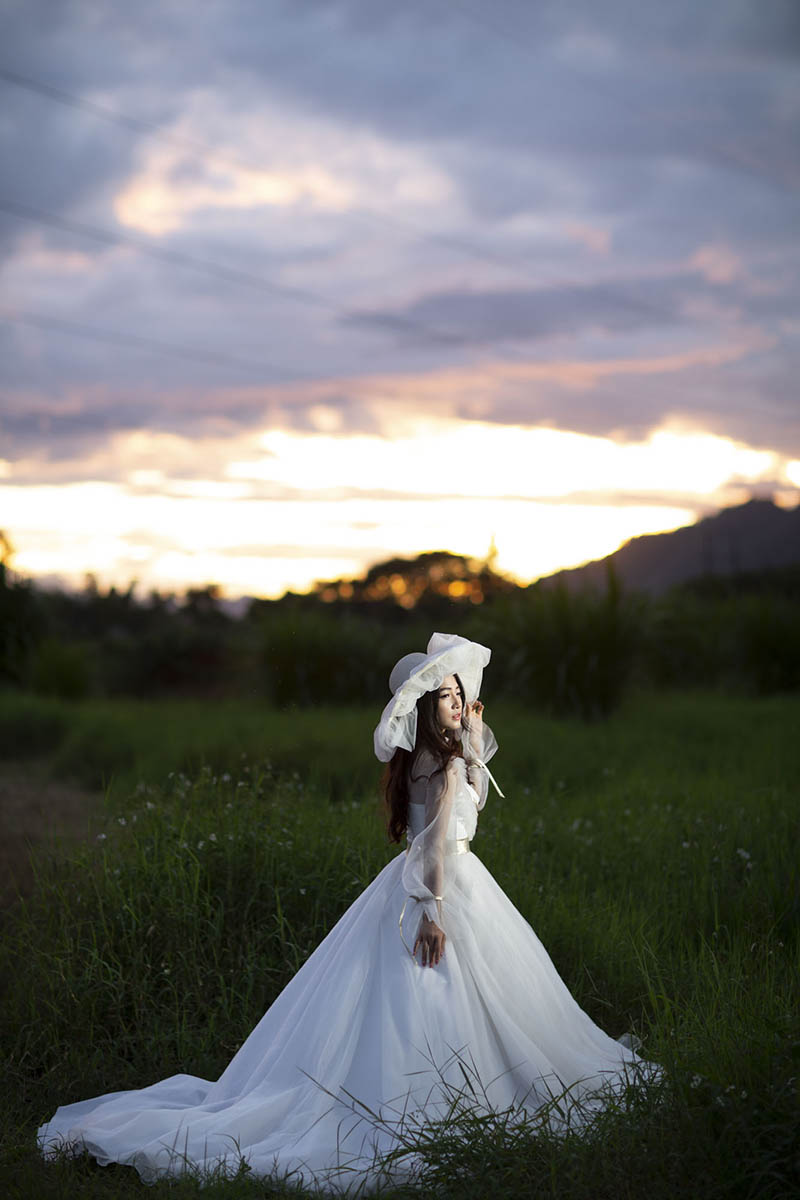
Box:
[382,673,468,844]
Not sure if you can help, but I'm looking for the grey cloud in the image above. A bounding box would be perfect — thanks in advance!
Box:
[483,352,800,458]
[1,0,798,474]
[343,277,692,345]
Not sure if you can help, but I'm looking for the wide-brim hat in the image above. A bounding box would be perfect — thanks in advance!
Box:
[373,632,491,763]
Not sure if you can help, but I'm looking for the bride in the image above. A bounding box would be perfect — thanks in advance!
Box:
[38,632,661,1192]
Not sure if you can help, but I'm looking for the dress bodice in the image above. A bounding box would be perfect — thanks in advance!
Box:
[407,757,482,843]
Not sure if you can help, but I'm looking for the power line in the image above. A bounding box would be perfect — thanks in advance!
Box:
[0,198,467,350]
[0,65,536,284]
[0,195,674,375]
[441,0,637,118]
[0,308,310,379]
[0,198,336,310]
[0,56,671,367]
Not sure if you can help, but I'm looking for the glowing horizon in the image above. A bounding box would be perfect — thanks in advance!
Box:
[4,419,797,601]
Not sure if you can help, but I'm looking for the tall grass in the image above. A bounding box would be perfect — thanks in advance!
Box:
[0,691,377,799]
[465,565,645,720]
[2,690,799,1197]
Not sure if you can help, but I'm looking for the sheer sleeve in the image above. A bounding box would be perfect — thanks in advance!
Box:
[400,756,457,937]
[463,721,499,810]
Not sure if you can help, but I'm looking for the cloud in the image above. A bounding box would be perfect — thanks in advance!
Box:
[343,277,696,345]
[1,0,798,599]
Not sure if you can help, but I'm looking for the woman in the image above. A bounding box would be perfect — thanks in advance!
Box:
[38,632,660,1192]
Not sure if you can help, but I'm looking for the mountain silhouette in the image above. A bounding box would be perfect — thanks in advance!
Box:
[536,498,800,595]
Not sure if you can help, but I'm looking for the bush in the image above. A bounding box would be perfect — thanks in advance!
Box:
[736,594,800,695]
[100,623,233,696]
[29,637,92,700]
[642,588,800,696]
[52,717,137,790]
[0,693,69,759]
[259,608,427,707]
[640,592,727,690]
[470,564,643,719]
[0,564,44,685]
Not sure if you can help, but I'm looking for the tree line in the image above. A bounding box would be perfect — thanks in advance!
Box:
[2,538,799,719]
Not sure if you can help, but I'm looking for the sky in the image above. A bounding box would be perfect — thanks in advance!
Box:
[1,0,799,599]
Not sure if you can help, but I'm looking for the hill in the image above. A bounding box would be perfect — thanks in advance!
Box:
[536,498,800,595]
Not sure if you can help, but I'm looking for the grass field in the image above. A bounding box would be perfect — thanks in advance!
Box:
[1,688,798,1198]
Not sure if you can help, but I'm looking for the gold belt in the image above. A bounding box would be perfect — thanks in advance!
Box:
[405,836,471,856]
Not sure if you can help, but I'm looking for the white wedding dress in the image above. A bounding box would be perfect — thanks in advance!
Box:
[38,730,661,1193]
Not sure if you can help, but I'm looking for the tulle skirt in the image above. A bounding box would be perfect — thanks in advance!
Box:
[38,849,661,1192]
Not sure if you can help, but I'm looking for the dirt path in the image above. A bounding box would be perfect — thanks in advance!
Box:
[0,764,102,906]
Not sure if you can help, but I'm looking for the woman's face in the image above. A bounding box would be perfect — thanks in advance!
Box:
[436,675,464,733]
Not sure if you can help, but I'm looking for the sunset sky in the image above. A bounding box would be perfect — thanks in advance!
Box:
[2,1,799,599]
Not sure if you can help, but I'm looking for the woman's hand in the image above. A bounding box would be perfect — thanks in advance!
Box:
[414,914,446,967]
[464,699,485,758]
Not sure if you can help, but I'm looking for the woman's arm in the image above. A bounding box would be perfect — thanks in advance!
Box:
[404,757,457,968]
[463,704,498,810]
[422,757,457,910]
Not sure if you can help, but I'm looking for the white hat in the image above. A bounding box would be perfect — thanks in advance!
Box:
[373,632,491,763]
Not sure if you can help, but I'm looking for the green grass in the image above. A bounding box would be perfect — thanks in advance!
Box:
[0,690,378,800]
[1,688,799,1198]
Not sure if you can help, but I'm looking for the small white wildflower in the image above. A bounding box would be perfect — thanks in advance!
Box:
[96,833,107,841]
[209,833,217,842]
[227,834,234,841]
[113,868,120,876]
[682,841,690,849]
[180,840,188,849]
[222,773,231,783]
[740,1089,747,1099]
[736,848,751,860]
[570,818,581,832]
[690,1074,703,1088]
[117,817,127,826]
[197,840,205,850]
[146,801,156,811]
[300,888,306,895]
